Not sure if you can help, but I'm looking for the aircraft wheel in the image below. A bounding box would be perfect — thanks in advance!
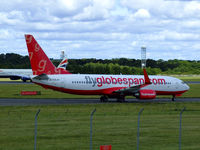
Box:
[117,96,125,103]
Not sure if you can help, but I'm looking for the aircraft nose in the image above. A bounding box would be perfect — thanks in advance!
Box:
[185,84,190,91]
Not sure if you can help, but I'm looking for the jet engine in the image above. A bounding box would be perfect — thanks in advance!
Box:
[135,89,156,99]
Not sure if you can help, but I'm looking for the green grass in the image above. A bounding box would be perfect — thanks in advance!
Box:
[0,83,199,99]
[0,84,98,99]
[181,84,200,98]
[170,75,200,82]
[0,103,200,150]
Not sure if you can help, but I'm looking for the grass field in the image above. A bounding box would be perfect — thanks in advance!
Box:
[171,75,200,82]
[0,84,98,99]
[0,103,200,150]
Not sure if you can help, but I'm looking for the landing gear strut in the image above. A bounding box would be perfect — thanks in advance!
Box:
[117,96,125,103]
[100,95,108,102]
[172,95,175,101]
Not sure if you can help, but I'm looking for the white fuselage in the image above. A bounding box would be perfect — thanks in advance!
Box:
[0,69,32,81]
[32,74,190,96]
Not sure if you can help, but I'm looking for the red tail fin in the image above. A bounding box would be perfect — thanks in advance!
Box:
[25,34,71,75]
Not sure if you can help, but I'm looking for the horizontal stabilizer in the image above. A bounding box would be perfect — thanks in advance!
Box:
[32,74,49,80]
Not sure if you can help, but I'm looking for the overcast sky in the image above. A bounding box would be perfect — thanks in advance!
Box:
[0,0,200,60]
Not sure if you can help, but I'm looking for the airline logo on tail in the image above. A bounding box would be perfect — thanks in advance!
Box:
[57,57,68,70]
[25,34,71,75]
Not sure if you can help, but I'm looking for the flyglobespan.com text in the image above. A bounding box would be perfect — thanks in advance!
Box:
[84,76,166,87]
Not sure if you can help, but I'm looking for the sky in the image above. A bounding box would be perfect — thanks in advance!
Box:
[0,0,200,60]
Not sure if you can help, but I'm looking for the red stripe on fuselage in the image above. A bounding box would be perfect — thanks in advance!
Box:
[34,82,188,96]
[34,82,125,95]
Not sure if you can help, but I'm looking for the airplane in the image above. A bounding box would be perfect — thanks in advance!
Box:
[25,34,190,102]
[0,57,69,82]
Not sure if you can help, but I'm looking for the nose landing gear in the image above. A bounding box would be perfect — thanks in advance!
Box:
[172,95,176,101]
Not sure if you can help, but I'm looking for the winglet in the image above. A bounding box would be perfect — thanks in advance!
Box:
[143,69,151,84]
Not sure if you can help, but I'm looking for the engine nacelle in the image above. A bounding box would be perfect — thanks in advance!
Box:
[10,76,21,80]
[21,76,31,82]
[135,89,156,99]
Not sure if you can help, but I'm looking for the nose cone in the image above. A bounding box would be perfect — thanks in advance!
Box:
[185,83,190,91]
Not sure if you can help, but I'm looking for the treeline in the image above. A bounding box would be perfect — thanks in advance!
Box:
[59,58,200,75]
[0,53,31,69]
[0,53,200,75]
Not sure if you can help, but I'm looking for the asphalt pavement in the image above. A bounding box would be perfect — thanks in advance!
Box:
[0,98,199,106]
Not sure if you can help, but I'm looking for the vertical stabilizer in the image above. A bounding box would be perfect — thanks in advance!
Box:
[25,34,71,75]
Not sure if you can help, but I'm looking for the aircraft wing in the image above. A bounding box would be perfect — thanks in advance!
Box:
[113,85,141,95]
[113,69,152,95]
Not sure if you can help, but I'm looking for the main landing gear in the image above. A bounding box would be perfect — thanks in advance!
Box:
[100,95,126,103]
[100,95,108,102]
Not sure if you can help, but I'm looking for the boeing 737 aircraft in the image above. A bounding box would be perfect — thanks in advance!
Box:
[25,34,189,102]
[0,57,69,82]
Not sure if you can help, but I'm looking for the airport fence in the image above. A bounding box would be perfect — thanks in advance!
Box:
[0,105,200,150]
